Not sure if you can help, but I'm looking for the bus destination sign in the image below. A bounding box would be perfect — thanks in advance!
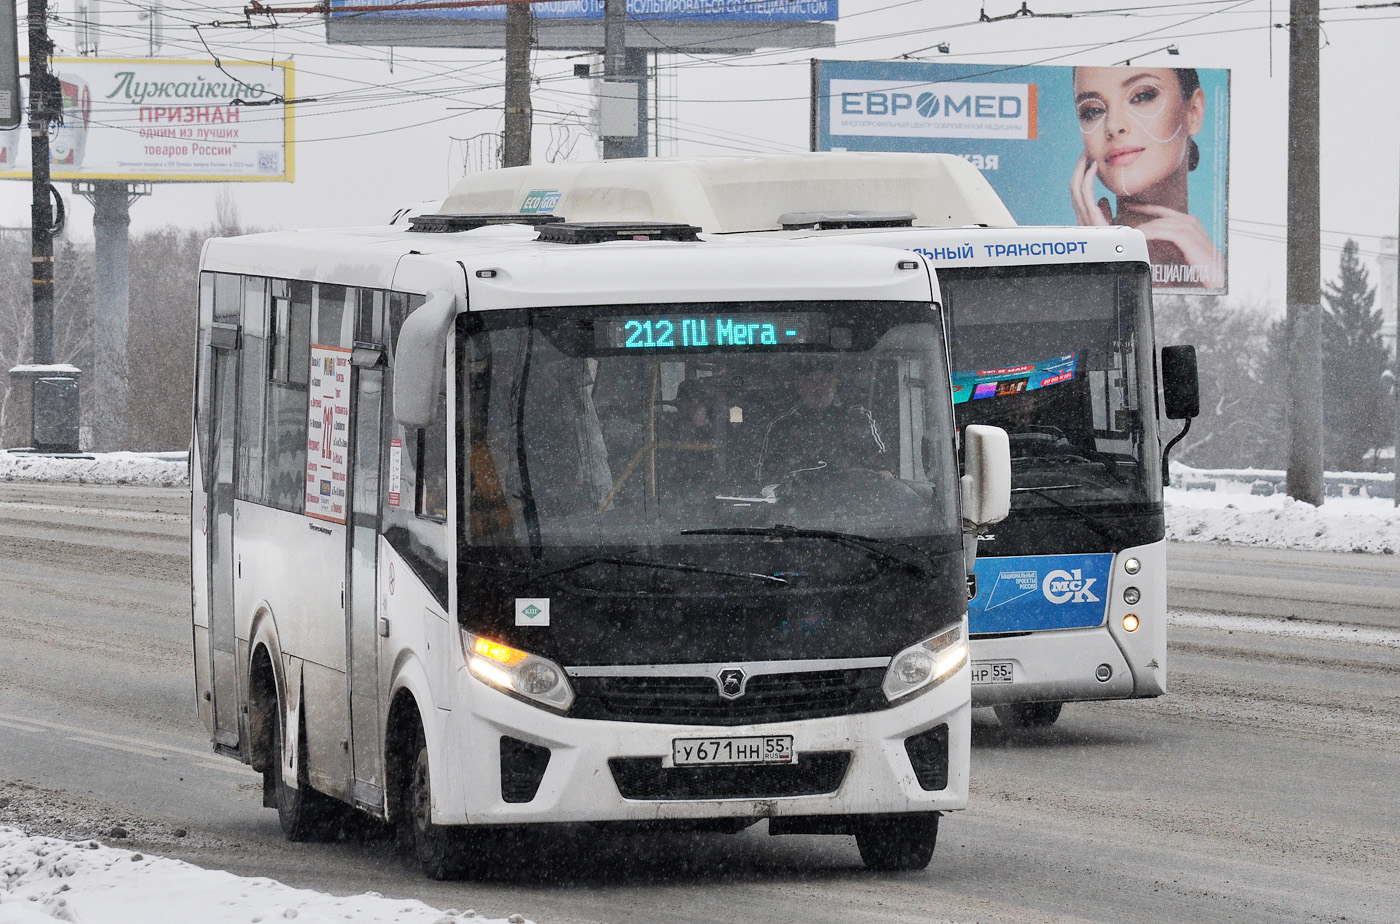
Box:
[595,313,827,350]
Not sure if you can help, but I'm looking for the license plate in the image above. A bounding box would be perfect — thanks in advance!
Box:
[970,660,1015,684]
[672,735,794,767]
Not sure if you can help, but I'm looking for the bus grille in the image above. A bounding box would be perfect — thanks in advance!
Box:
[568,668,889,726]
[608,752,851,801]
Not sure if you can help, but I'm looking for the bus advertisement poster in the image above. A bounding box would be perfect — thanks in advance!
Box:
[811,60,1230,295]
[306,346,351,524]
[968,553,1114,634]
[0,58,294,182]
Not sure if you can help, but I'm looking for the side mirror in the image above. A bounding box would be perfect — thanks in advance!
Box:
[1161,344,1200,420]
[960,424,1011,574]
[392,289,457,428]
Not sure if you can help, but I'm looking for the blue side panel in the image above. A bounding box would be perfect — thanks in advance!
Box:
[969,553,1114,634]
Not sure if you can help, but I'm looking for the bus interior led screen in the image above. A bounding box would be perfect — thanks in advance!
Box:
[951,352,1077,405]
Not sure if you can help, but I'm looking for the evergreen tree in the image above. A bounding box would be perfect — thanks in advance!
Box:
[1321,240,1389,471]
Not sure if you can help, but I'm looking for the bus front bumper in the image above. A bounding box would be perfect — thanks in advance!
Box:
[428,663,971,826]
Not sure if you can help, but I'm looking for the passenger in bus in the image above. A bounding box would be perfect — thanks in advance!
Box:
[658,379,718,498]
[756,360,886,484]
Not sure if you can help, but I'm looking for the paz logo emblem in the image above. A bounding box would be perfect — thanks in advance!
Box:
[716,667,747,700]
[515,598,550,627]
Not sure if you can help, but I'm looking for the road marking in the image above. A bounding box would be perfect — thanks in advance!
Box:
[0,718,48,734]
[65,736,170,760]
[0,711,216,761]
[194,761,260,778]
[1170,610,1400,649]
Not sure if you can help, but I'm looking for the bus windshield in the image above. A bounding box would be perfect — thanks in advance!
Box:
[453,301,963,664]
[941,264,1161,516]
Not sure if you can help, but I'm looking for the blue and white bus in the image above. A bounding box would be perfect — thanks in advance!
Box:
[435,152,1200,728]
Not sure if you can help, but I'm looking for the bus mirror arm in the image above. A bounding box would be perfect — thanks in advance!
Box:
[1161,417,1192,488]
[960,425,1012,574]
[392,289,458,428]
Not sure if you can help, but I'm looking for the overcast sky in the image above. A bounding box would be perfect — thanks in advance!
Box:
[6,0,1400,317]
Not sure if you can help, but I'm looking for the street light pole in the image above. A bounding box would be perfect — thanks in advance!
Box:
[28,0,57,366]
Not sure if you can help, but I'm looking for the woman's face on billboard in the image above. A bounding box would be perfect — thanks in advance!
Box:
[1073,67,1204,200]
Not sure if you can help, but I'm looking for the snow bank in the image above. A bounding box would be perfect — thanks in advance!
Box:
[0,827,529,924]
[1165,479,1399,555]
[0,451,188,488]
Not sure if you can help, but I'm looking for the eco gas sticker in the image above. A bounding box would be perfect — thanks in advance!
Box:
[515,598,550,627]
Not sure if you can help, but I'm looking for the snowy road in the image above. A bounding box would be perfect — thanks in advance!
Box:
[1,483,1397,924]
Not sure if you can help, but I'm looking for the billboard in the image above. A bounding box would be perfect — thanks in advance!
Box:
[0,58,295,182]
[328,0,839,21]
[812,60,1230,294]
[325,0,837,51]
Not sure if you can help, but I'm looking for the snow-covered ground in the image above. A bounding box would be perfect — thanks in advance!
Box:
[3,450,1395,555]
[0,827,527,924]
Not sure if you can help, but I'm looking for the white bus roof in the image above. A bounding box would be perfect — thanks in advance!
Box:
[198,223,941,311]
[438,153,1015,232]
[768,224,1152,267]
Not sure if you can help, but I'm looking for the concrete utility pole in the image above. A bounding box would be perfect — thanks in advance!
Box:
[602,0,647,159]
[502,0,532,167]
[28,0,57,366]
[1285,0,1325,505]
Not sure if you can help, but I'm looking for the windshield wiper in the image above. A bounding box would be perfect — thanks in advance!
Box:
[530,555,787,585]
[1012,485,1133,546]
[680,525,933,576]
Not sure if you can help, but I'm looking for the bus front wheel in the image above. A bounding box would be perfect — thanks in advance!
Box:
[994,702,1063,728]
[405,728,474,880]
[855,813,939,871]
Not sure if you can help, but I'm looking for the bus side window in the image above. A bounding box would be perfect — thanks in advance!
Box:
[237,277,269,504]
[380,291,448,607]
[417,385,449,522]
[263,281,311,512]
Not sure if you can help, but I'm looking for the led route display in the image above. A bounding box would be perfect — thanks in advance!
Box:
[595,313,827,350]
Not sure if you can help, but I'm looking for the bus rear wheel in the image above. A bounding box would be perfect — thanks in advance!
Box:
[855,813,939,872]
[994,701,1063,728]
[269,705,338,841]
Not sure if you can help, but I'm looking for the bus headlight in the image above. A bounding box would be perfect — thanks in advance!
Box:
[882,621,968,702]
[463,632,574,712]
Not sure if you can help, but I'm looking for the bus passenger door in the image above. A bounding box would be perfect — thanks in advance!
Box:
[346,314,387,811]
[207,328,241,751]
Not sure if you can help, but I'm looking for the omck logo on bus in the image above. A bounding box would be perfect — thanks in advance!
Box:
[1042,568,1100,604]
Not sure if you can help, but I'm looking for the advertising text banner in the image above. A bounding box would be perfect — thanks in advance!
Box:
[327,0,838,21]
[813,60,1230,294]
[0,59,294,182]
[306,346,352,524]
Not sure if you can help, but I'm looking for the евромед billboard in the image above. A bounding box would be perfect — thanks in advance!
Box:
[0,58,294,183]
[812,60,1230,294]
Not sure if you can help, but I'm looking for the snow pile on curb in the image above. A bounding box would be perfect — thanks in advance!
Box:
[0,827,531,924]
[0,451,188,488]
[1164,487,1399,554]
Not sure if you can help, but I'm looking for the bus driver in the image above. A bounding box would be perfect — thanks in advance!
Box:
[756,360,887,484]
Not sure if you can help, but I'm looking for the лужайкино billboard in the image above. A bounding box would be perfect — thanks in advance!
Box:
[812,60,1230,294]
[0,58,294,182]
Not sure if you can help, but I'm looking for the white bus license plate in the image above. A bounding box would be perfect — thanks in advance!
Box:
[970,660,1015,684]
[672,735,794,767]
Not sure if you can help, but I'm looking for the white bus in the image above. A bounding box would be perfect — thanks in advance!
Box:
[191,216,1012,878]
[436,153,1201,729]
